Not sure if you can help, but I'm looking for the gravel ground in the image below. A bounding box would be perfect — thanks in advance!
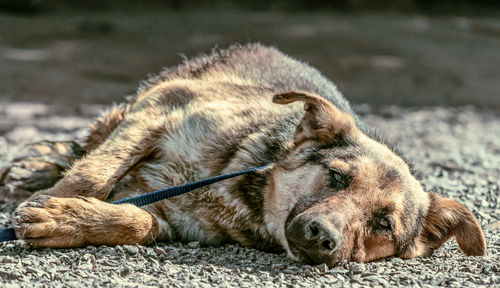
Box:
[0,102,499,287]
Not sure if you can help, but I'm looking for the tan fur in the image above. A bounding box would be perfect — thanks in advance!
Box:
[362,235,396,262]
[84,102,132,151]
[12,195,158,247]
[420,192,486,256]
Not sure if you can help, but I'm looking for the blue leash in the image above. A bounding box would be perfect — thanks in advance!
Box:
[0,165,268,243]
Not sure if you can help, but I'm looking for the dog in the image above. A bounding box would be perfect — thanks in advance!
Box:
[2,43,485,267]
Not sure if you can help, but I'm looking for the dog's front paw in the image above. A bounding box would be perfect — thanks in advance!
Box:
[12,195,87,248]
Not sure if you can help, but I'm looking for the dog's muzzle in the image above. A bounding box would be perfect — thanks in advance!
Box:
[285,215,343,265]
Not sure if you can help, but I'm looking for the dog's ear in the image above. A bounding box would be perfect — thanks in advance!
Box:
[272,91,356,146]
[421,192,486,256]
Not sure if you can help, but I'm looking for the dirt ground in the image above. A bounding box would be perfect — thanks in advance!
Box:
[0,8,499,111]
[1,104,499,287]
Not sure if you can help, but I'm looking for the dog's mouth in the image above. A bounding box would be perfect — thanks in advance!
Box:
[287,240,346,267]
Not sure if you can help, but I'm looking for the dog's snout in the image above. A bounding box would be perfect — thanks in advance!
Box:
[286,216,342,260]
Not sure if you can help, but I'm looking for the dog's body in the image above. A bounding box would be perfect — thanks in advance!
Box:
[6,44,485,266]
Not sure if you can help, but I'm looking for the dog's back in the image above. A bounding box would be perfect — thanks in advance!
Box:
[139,44,362,127]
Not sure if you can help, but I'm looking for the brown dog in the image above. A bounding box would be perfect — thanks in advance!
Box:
[5,43,485,267]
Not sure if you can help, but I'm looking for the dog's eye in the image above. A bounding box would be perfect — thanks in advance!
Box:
[328,169,348,190]
[329,169,344,183]
[378,217,390,228]
[374,216,392,231]
[331,171,343,182]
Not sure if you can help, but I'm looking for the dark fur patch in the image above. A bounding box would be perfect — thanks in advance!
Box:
[232,170,269,222]
[364,129,418,177]
[395,192,427,255]
[378,167,401,190]
[203,112,297,175]
[285,192,328,230]
[228,120,298,218]
[307,146,361,164]
[284,184,344,231]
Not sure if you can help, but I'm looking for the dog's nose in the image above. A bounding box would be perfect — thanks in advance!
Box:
[307,220,339,251]
[286,217,341,253]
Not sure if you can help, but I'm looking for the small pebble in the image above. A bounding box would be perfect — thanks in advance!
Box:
[351,264,365,275]
[187,241,200,249]
[123,245,139,255]
[119,266,132,277]
[316,263,329,273]
[154,247,167,256]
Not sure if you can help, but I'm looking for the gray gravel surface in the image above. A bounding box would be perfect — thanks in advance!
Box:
[0,102,499,287]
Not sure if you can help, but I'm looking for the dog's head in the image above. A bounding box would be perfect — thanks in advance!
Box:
[265,91,485,267]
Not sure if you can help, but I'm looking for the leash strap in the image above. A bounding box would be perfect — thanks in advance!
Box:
[0,165,268,243]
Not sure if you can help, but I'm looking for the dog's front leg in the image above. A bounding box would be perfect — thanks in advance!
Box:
[11,105,170,247]
[12,194,165,248]
[28,105,166,201]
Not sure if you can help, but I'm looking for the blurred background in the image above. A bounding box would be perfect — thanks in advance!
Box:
[0,0,499,111]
